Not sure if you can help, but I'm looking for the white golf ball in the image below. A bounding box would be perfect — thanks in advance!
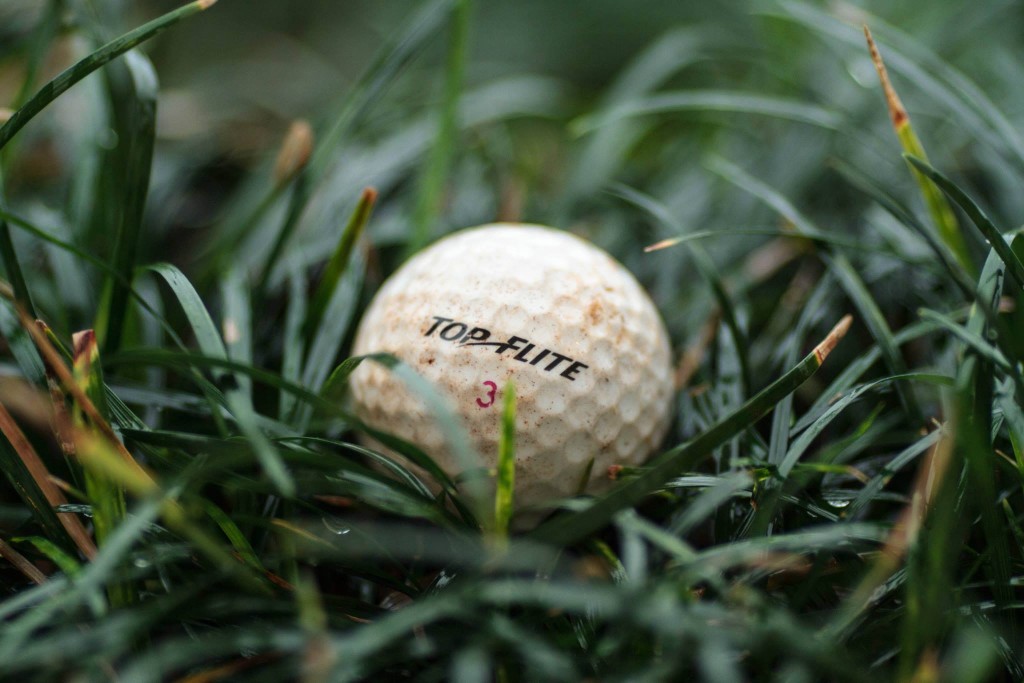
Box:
[349,224,674,512]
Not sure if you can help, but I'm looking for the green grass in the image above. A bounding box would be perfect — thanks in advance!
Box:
[0,0,1022,680]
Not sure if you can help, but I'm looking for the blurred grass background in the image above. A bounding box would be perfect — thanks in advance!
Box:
[2,0,1024,680]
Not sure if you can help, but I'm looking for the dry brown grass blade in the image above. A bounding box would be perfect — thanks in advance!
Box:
[273,120,314,187]
[0,402,97,559]
[0,536,47,585]
[675,310,720,390]
[814,315,853,364]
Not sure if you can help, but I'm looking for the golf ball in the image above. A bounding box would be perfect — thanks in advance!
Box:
[349,224,674,512]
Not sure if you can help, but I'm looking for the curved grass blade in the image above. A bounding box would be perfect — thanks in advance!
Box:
[8,0,63,112]
[148,263,294,496]
[529,316,852,546]
[107,348,339,417]
[906,155,1024,291]
[572,90,842,136]
[831,158,979,301]
[952,250,1015,644]
[0,0,215,152]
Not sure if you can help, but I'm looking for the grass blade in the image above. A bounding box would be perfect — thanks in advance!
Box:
[303,187,376,341]
[906,155,1024,291]
[95,50,158,355]
[492,381,515,539]
[0,537,46,586]
[0,401,95,558]
[572,90,841,135]
[409,0,472,253]
[72,331,131,606]
[255,0,455,293]
[863,25,974,277]
[149,263,294,496]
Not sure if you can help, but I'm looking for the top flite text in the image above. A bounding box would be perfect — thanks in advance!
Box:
[425,315,589,381]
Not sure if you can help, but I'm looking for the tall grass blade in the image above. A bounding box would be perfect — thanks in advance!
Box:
[863,25,974,277]
[410,0,472,252]
[95,51,158,355]
[303,187,376,341]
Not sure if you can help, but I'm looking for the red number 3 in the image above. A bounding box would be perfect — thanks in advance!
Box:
[476,380,498,408]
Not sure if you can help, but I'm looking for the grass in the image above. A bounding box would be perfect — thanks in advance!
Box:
[0,0,1022,680]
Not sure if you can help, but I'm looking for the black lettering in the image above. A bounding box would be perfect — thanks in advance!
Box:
[495,335,527,355]
[440,322,468,341]
[529,349,551,366]
[425,316,452,336]
[513,342,535,361]
[560,361,588,381]
[543,352,570,372]
[463,326,491,344]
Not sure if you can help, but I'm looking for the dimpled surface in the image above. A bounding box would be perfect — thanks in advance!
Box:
[349,224,674,512]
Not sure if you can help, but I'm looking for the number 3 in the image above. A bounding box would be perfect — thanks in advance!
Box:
[476,380,498,408]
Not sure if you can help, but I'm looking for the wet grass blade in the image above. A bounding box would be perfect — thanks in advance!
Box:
[0,0,216,152]
[530,316,852,546]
